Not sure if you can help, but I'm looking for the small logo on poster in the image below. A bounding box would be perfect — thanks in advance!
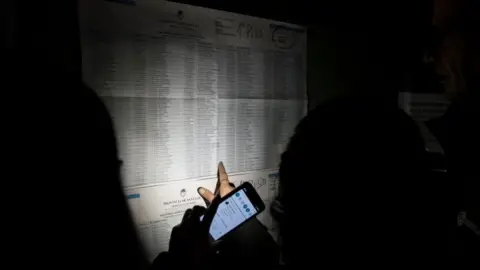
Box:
[271,24,304,50]
[272,27,294,49]
[180,188,187,197]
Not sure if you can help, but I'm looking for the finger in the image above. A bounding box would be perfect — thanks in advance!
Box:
[182,208,193,223]
[214,177,221,196]
[200,195,221,233]
[182,206,205,233]
[218,161,229,182]
[218,162,233,194]
[198,187,215,204]
[169,225,179,243]
[190,205,206,221]
[219,179,233,197]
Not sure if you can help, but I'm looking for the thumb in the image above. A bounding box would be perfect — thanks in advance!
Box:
[198,187,215,205]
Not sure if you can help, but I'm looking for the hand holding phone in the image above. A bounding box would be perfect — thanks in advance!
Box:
[205,181,265,241]
[198,162,265,241]
[165,197,222,268]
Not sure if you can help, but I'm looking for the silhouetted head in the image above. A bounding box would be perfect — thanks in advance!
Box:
[276,98,430,262]
[429,0,480,100]
[276,1,435,263]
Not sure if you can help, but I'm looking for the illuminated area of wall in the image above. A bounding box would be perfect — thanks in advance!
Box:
[79,0,306,261]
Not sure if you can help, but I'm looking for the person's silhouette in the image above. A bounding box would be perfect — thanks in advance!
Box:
[275,97,433,263]
[427,0,480,255]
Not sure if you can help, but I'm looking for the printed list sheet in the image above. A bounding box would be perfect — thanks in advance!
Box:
[79,0,306,260]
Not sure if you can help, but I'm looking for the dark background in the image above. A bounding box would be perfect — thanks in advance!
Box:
[3,0,478,259]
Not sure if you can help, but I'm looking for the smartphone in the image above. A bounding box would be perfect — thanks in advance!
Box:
[202,182,265,241]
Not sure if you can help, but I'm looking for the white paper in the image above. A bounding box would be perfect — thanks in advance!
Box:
[125,177,216,260]
[79,0,305,259]
[125,169,279,261]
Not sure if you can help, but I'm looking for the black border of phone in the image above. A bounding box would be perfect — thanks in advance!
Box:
[208,181,266,241]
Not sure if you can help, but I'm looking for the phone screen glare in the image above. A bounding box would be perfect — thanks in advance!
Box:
[207,190,257,240]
